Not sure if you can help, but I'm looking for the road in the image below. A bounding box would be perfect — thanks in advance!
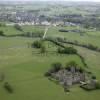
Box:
[43,25,51,39]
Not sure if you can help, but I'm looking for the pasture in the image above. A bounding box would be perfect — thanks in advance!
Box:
[0,25,100,100]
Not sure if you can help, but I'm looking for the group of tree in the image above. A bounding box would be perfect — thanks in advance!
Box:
[31,40,43,48]
[1,30,44,38]
[14,24,23,31]
[65,61,84,73]
[45,37,88,68]
[53,37,100,52]
[44,37,77,54]
[31,40,46,53]
[45,61,84,77]
[57,47,77,54]
[45,62,63,77]
[62,15,100,30]
[24,31,43,38]
[77,54,88,68]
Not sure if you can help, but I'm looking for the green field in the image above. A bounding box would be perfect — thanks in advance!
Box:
[0,25,100,100]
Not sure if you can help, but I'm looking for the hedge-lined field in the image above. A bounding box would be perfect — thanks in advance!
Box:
[0,25,100,100]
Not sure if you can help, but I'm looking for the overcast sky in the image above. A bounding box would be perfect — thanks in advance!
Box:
[1,0,100,2]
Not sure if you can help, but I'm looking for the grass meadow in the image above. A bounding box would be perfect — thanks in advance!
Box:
[0,25,100,100]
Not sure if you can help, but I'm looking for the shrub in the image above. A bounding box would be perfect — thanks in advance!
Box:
[51,62,62,72]
[87,44,98,50]
[57,47,77,54]
[77,54,88,68]
[31,40,42,48]
[64,87,70,92]
[14,24,22,31]
[45,62,62,77]
[66,61,77,67]
[92,76,96,79]
[40,45,46,53]
[95,82,100,89]
[65,47,77,54]
[59,29,69,32]
[57,47,63,53]
[44,71,51,77]
[79,68,84,73]
[4,82,13,93]
[25,31,43,38]
[65,61,78,71]
[0,30,5,36]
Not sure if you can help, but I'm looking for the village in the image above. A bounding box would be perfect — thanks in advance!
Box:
[0,11,79,26]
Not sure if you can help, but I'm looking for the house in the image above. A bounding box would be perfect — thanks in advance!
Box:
[64,22,77,26]
[41,21,51,26]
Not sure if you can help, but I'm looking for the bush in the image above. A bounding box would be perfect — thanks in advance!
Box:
[79,68,84,73]
[66,61,78,67]
[51,62,62,72]
[25,31,43,38]
[77,54,88,68]
[59,29,69,32]
[57,47,77,54]
[44,72,51,77]
[65,61,78,71]
[40,45,46,53]
[92,76,96,79]
[0,30,5,36]
[81,44,98,51]
[4,82,13,93]
[14,24,22,31]
[45,62,62,77]
[87,44,98,50]
[65,61,84,73]
[31,40,42,48]
[95,82,100,89]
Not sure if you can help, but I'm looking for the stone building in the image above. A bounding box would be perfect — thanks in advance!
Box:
[51,66,86,87]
